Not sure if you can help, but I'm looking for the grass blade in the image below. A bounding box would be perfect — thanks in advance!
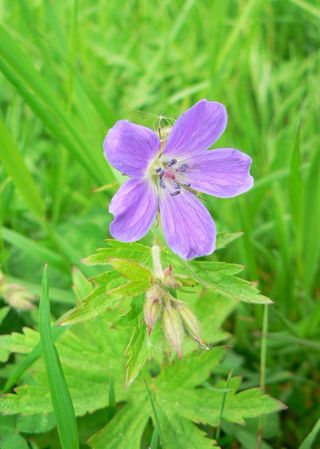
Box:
[0,118,45,220]
[298,418,320,449]
[144,379,167,449]
[39,265,79,449]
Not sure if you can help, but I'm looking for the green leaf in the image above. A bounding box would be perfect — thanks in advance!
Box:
[39,265,79,449]
[0,320,284,448]
[88,396,150,449]
[206,276,273,304]
[193,269,272,305]
[109,258,153,283]
[125,325,150,387]
[58,277,149,326]
[156,348,224,390]
[82,240,152,266]
[72,267,93,303]
[193,261,245,278]
[152,410,218,449]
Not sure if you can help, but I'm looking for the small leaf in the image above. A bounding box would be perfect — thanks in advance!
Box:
[82,241,151,266]
[58,279,150,326]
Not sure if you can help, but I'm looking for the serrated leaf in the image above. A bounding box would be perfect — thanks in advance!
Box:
[72,267,93,303]
[88,396,150,449]
[125,325,150,387]
[109,258,153,283]
[82,240,151,266]
[164,384,285,427]
[200,275,272,305]
[152,409,219,449]
[215,232,243,250]
[193,261,244,278]
[0,321,284,448]
[57,279,149,326]
[156,348,224,391]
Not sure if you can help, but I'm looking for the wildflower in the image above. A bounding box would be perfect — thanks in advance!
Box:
[104,100,253,259]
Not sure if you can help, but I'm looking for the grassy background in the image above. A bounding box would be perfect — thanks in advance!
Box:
[0,0,319,447]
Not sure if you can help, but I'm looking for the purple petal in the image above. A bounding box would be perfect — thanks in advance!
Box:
[183,148,254,198]
[109,179,158,241]
[104,120,160,177]
[163,100,227,159]
[159,189,216,260]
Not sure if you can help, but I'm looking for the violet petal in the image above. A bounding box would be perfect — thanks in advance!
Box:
[159,188,216,260]
[109,179,158,241]
[104,120,160,177]
[183,148,254,198]
[163,99,227,159]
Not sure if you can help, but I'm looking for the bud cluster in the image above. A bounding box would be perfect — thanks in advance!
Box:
[143,265,207,357]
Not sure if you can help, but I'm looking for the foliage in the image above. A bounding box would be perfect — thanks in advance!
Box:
[0,240,285,448]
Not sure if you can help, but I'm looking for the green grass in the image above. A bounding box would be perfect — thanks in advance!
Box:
[0,0,319,448]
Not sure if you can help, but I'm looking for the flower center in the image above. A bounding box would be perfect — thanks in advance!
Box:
[150,158,191,196]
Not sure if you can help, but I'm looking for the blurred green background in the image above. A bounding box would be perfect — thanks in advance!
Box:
[0,0,319,447]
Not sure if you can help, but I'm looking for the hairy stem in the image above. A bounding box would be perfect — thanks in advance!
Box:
[152,244,164,279]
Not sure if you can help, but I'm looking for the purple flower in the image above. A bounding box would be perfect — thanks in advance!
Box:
[103,100,253,260]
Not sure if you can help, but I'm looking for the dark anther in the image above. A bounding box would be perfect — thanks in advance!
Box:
[185,183,191,187]
[155,167,162,173]
[168,159,177,167]
[160,178,166,189]
[174,181,181,190]
[170,190,181,196]
[177,164,189,172]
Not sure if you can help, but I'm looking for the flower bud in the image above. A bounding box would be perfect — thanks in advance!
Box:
[144,285,162,334]
[163,265,182,289]
[176,303,207,349]
[162,305,184,357]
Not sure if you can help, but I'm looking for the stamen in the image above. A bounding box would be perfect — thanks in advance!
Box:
[159,169,165,178]
[170,190,181,196]
[155,167,162,173]
[174,181,181,190]
[177,164,189,172]
[160,178,166,189]
[185,183,191,187]
[168,159,177,167]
